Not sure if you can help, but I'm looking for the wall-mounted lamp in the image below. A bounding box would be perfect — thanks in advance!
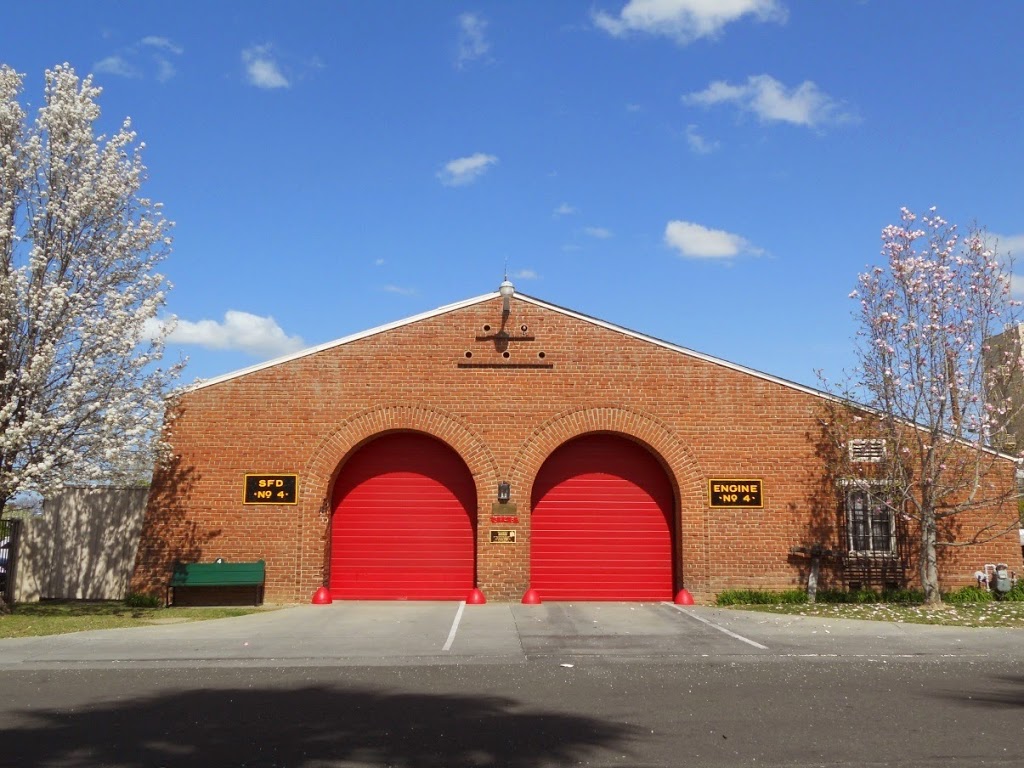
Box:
[499,279,515,315]
[497,481,511,503]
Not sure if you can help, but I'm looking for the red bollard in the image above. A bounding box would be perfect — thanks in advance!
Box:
[466,587,486,604]
[521,587,542,605]
[674,589,695,605]
[311,586,333,605]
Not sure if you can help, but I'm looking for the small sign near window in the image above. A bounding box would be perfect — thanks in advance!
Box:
[490,529,517,544]
[708,479,763,508]
[244,474,298,505]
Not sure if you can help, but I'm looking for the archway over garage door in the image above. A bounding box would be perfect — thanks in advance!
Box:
[330,432,476,600]
[530,433,674,601]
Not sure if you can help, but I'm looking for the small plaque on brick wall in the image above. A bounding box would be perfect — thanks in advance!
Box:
[491,502,518,524]
[490,529,517,544]
[244,474,298,505]
[708,479,763,508]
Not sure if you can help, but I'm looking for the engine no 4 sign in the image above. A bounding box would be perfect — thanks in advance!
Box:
[709,479,763,508]
[244,474,298,505]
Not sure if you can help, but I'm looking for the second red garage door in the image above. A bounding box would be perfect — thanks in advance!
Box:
[330,432,476,600]
[530,434,674,601]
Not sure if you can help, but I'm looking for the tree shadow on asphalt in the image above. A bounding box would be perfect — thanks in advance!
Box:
[936,674,1024,709]
[3,684,640,767]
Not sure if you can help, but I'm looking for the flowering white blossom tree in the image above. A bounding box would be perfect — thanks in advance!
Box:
[830,207,1023,606]
[0,65,181,517]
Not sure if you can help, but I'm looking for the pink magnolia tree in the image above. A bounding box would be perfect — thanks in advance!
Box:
[0,65,182,522]
[831,207,1023,605]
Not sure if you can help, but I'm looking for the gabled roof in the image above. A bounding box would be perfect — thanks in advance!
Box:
[176,290,1021,462]
[185,290,828,400]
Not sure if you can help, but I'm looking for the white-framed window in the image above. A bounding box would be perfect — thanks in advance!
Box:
[849,438,886,463]
[845,485,895,554]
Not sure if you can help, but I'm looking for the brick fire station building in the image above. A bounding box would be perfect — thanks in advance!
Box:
[130,285,1023,603]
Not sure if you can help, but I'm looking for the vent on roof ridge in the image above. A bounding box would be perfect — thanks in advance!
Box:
[849,438,886,463]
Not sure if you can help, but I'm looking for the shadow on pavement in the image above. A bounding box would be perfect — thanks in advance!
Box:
[936,673,1024,709]
[4,684,640,767]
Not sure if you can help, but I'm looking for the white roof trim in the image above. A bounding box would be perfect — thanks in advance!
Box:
[184,292,499,391]
[177,290,1017,462]
[520,295,1017,463]
[186,289,823,398]
[515,293,1013,461]
[514,293,831,400]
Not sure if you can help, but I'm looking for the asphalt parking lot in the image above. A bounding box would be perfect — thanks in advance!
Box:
[4,603,1024,766]
[2,600,1022,669]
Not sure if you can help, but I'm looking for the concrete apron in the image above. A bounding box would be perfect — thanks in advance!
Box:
[0,601,1020,669]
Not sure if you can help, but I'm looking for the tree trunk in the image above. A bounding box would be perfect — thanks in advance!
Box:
[920,509,942,606]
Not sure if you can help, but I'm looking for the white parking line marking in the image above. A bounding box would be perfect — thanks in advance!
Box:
[442,601,466,651]
[664,603,769,650]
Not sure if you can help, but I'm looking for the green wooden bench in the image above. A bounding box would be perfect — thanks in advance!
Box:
[166,560,266,607]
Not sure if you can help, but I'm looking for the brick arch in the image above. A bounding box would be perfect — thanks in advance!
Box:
[508,405,709,597]
[296,403,500,597]
[304,402,500,502]
[510,405,701,499]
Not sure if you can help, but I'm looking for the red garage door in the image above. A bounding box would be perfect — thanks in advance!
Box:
[531,434,674,601]
[330,432,476,600]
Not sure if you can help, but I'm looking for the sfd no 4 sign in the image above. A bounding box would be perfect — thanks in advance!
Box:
[244,474,299,505]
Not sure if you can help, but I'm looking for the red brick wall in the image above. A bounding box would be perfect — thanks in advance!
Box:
[131,296,1023,602]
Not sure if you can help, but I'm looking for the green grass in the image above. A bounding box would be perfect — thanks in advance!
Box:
[726,600,1024,628]
[0,600,266,638]
[716,586,1024,626]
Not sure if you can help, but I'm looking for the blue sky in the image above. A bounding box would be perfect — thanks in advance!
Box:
[3,1,1023,388]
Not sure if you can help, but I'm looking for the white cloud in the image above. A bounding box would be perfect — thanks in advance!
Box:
[457,12,490,68]
[986,233,1024,294]
[553,203,577,217]
[141,36,184,55]
[437,153,498,186]
[374,258,386,266]
[155,58,176,83]
[1012,275,1024,298]
[593,0,786,45]
[94,36,183,82]
[685,124,719,154]
[585,226,613,239]
[990,233,1024,260]
[684,74,853,128]
[242,45,290,89]
[513,269,539,280]
[148,311,305,358]
[383,284,417,296]
[664,220,761,259]
[94,56,139,78]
